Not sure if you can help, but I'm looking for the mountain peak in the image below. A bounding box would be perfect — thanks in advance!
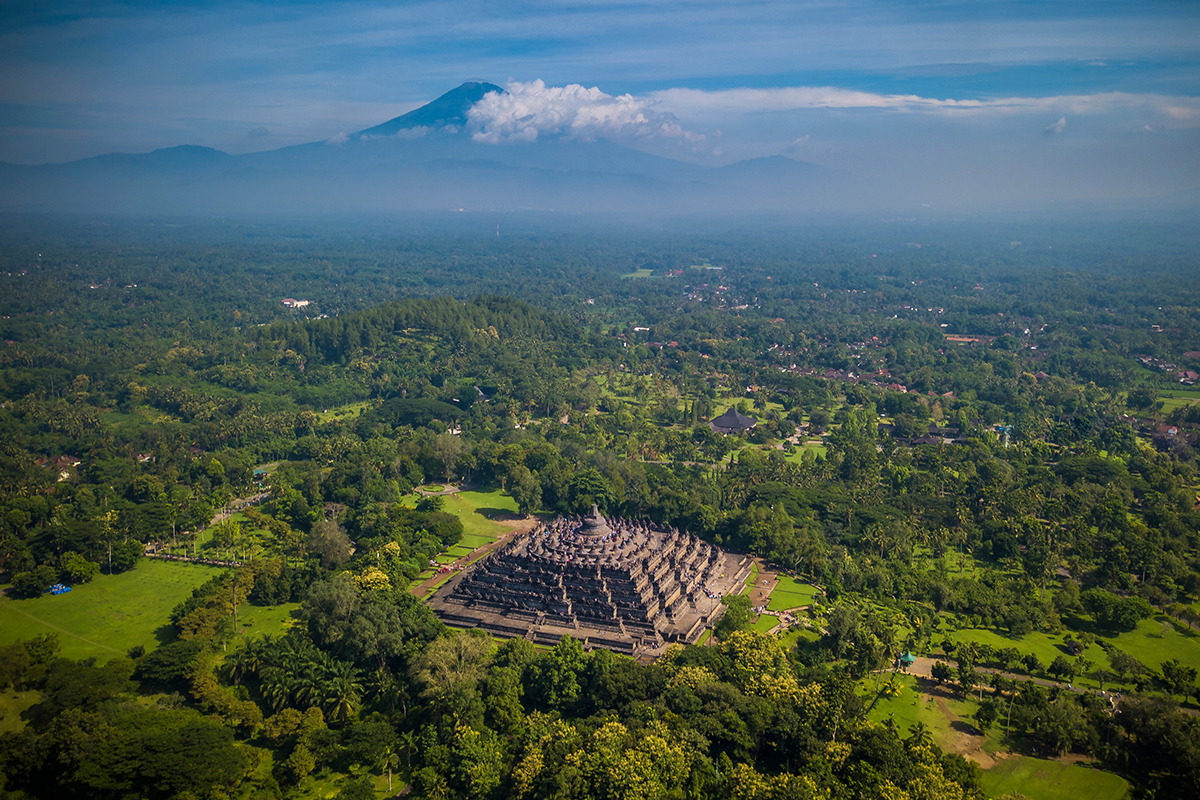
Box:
[357,81,503,138]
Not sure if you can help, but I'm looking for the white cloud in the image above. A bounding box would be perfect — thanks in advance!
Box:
[467,80,704,146]
[397,126,432,140]
[326,131,349,145]
[649,86,1200,127]
[1044,116,1067,134]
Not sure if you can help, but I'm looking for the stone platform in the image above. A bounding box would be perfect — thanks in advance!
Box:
[428,506,751,657]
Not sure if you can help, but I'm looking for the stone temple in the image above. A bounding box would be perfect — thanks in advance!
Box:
[429,505,750,656]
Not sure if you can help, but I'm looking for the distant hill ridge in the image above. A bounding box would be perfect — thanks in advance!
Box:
[0,80,854,214]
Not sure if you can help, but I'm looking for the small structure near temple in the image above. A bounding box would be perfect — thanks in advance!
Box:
[709,407,757,435]
[428,505,750,656]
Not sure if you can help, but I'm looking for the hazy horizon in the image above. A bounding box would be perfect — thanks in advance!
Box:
[2,1,1198,212]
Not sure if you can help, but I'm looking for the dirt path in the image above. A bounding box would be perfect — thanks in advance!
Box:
[746,559,779,608]
[924,684,993,767]
[409,513,541,600]
[206,491,272,529]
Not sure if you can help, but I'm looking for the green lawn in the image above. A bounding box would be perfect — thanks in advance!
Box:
[783,441,828,464]
[749,614,779,634]
[0,690,39,734]
[458,533,494,549]
[1099,615,1200,671]
[399,488,520,541]
[235,601,301,640]
[947,628,1109,683]
[779,626,819,651]
[982,756,1128,800]
[951,613,1200,686]
[864,673,979,751]
[767,576,821,612]
[0,559,225,660]
[620,268,655,279]
[743,562,760,592]
[314,400,373,422]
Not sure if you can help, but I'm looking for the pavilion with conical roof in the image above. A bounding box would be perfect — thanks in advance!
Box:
[429,506,750,655]
[709,407,758,435]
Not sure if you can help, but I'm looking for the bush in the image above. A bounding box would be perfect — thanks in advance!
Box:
[10,565,58,598]
[62,552,99,584]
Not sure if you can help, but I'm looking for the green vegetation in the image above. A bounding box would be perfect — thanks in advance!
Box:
[865,673,973,751]
[766,575,821,612]
[2,219,1200,798]
[982,756,1129,800]
[0,560,223,659]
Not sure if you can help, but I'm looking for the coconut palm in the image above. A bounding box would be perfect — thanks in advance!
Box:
[321,664,363,723]
[907,721,934,750]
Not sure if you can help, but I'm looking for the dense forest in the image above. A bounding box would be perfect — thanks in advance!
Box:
[1,214,1199,800]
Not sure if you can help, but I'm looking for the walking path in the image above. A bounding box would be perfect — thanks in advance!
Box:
[746,559,779,608]
[409,512,542,600]
[901,655,1200,716]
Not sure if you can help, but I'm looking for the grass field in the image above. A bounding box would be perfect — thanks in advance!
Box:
[783,441,828,464]
[236,601,301,640]
[314,400,373,422]
[749,614,779,634]
[951,613,1200,686]
[0,690,39,734]
[948,628,1110,682]
[864,664,1131,800]
[0,559,224,660]
[620,268,655,279]
[400,488,520,541]
[767,576,822,612]
[744,562,760,592]
[864,673,979,750]
[1099,614,1200,670]
[779,626,819,651]
[982,756,1128,800]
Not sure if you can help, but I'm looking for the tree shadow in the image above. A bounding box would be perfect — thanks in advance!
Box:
[153,623,178,646]
[950,720,980,736]
[475,507,521,521]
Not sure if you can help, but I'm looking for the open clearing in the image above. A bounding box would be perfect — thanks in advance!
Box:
[982,755,1128,800]
[0,559,224,659]
[950,612,1200,689]
[866,673,1129,799]
[766,575,821,612]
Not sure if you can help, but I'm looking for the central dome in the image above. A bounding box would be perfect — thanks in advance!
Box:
[578,504,613,537]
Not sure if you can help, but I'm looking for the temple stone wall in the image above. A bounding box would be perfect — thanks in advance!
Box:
[429,505,747,656]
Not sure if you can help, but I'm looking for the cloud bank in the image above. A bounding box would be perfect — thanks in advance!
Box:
[467,80,703,146]
[650,86,1200,126]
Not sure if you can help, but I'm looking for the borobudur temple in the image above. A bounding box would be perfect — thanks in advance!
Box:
[429,505,751,656]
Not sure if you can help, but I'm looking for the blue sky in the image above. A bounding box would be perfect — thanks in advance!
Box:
[1,0,1197,201]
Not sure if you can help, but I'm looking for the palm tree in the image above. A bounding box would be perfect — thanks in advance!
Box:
[397,730,417,769]
[379,742,400,793]
[907,721,934,750]
[322,668,363,723]
[223,636,270,685]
